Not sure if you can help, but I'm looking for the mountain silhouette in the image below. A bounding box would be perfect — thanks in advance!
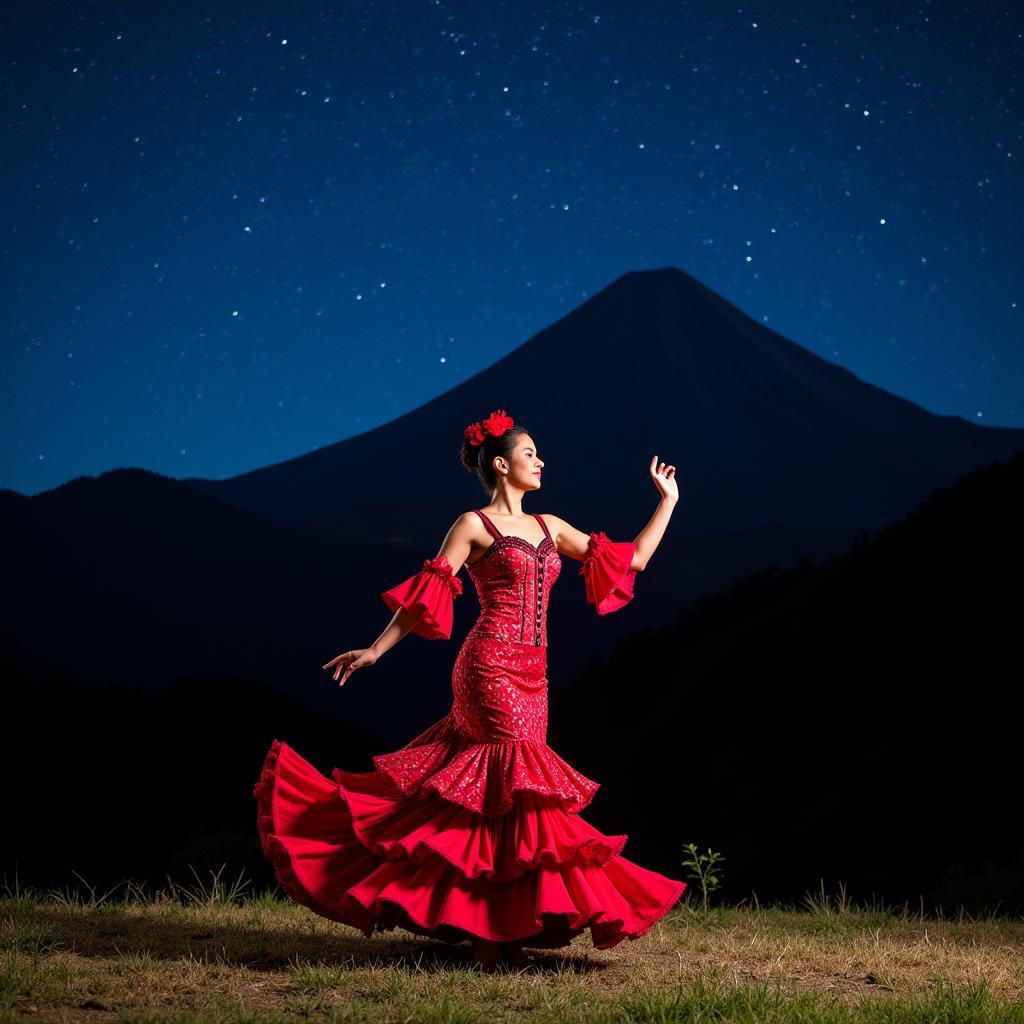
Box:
[2,267,1021,744]
[184,267,1023,538]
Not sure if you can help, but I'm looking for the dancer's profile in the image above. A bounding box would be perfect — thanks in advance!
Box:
[253,407,685,971]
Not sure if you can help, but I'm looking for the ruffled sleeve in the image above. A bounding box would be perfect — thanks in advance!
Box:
[578,531,637,615]
[381,554,463,639]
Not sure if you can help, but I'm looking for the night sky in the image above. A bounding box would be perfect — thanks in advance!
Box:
[4,1,1021,496]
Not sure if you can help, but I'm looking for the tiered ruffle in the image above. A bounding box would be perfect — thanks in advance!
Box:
[254,733,687,949]
[336,767,625,883]
[371,710,601,817]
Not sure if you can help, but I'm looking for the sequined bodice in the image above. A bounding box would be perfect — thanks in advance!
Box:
[464,513,562,647]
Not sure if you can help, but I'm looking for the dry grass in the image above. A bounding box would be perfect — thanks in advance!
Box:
[2,873,1023,1023]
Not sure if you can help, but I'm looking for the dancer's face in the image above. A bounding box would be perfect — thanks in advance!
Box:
[500,435,544,492]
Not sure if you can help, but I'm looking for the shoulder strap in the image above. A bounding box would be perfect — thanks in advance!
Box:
[532,513,553,543]
[473,509,503,539]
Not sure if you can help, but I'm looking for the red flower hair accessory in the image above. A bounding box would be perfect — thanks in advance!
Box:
[463,408,514,447]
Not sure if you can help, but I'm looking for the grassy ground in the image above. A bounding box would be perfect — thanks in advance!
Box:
[2,873,1023,1023]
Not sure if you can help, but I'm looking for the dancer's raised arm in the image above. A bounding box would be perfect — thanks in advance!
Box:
[546,455,678,615]
[323,513,477,686]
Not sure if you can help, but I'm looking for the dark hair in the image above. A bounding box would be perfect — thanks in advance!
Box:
[460,423,531,495]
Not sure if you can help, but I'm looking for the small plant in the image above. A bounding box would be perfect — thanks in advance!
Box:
[165,864,252,906]
[45,870,140,908]
[681,842,725,911]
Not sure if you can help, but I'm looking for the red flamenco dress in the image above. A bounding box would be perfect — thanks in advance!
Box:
[253,510,686,950]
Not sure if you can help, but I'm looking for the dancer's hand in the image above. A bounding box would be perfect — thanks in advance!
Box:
[322,648,378,687]
[649,454,679,502]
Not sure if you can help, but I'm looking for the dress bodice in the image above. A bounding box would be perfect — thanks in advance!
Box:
[379,514,637,642]
[464,510,562,647]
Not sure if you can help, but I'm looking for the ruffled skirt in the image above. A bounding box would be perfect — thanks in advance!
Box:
[253,711,687,949]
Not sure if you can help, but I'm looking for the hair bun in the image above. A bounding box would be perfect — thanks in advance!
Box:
[458,410,528,496]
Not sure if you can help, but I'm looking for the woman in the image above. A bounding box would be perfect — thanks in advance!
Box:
[253,408,686,972]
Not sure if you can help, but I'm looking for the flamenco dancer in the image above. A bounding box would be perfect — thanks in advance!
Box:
[253,408,686,972]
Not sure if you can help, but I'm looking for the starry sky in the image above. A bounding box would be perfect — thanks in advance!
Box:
[3,1,1021,496]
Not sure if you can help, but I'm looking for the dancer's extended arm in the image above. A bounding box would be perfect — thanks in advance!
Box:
[544,454,679,569]
[323,513,478,686]
[545,456,679,614]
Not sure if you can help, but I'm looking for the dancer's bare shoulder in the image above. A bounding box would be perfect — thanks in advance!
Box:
[537,513,592,560]
[436,511,494,569]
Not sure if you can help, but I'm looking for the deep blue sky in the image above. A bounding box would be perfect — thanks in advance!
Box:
[3,1,1020,495]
